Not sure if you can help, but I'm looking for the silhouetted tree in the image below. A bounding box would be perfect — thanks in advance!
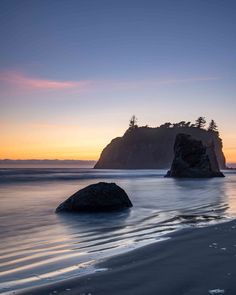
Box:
[172,123,179,128]
[173,121,187,128]
[185,121,191,127]
[178,121,188,127]
[195,116,206,129]
[208,120,218,133]
[129,115,138,129]
[160,122,172,128]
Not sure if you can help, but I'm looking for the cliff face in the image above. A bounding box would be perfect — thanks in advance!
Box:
[94,127,226,169]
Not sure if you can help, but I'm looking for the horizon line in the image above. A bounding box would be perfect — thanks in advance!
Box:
[1,159,236,165]
[0,159,97,162]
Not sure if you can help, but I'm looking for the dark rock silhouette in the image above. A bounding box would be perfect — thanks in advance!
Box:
[56,182,133,213]
[94,127,226,169]
[165,133,224,178]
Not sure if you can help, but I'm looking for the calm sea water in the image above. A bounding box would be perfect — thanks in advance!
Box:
[0,168,236,293]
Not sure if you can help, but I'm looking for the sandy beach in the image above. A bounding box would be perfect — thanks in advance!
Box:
[15,219,236,295]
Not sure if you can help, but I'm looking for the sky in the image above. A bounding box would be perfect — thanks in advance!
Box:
[1,0,236,162]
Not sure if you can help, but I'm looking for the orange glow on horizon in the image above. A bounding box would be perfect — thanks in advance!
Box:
[223,149,236,163]
[1,121,236,163]
[1,121,121,161]
[0,147,100,161]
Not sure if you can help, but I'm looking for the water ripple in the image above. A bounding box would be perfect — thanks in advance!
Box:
[0,169,235,293]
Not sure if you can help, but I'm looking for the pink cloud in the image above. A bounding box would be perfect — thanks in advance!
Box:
[100,77,219,89]
[0,70,219,94]
[0,71,90,90]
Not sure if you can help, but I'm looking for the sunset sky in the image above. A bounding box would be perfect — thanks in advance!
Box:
[1,0,236,162]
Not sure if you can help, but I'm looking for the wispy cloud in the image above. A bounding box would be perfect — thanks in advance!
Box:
[0,70,219,93]
[98,76,219,90]
[0,71,90,90]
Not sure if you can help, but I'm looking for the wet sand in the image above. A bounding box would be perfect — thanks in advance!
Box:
[16,220,236,295]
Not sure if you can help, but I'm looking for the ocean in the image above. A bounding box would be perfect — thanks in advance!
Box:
[0,168,236,294]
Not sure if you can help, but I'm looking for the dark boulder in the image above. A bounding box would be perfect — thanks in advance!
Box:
[56,182,133,213]
[165,133,224,178]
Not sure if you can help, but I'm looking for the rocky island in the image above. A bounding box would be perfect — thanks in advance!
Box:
[95,117,226,169]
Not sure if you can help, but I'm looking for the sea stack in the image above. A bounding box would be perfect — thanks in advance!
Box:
[165,133,224,178]
[56,182,133,213]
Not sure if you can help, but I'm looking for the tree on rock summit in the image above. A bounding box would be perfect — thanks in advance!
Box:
[195,116,206,129]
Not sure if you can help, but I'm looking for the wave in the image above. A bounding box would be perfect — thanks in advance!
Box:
[0,168,166,184]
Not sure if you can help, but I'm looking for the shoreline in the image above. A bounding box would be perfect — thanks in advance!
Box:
[13,219,236,295]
